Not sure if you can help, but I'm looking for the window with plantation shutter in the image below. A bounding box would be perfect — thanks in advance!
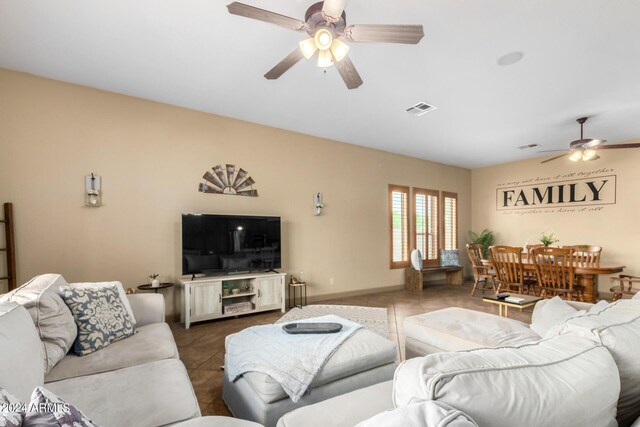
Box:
[414,188,439,266]
[389,185,410,269]
[443,192,458,250]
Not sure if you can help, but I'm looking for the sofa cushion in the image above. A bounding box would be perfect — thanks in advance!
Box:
[403,307,540,354]
[170,417,264,426]
[45,322,178,382]
[0,302,45,402]
[23,386,99,427]
[555,299,640,427]
[231,328,396,404]
[0,387,24,427]
[70,281,136,325]
[276,380,394,427]
[530,296,585,337]
[45,359,200,427]
[61,285,135,356]
[0,274,76,373]
[355,400,478,427]
[393,335,620,427]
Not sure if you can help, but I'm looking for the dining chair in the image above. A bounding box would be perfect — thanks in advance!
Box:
[563,245,602,266]
[489,246,525,294]
[531,247,578,300]
[610,274,640,301]
[563,245,602,298]
[466,243,496,295]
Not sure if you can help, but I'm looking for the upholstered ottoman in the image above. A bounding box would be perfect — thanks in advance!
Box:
[403,307,540,358]
[222,328,397,427]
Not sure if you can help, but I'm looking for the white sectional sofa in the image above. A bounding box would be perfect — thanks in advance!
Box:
[277,297,640,427]
[0,274,261,427]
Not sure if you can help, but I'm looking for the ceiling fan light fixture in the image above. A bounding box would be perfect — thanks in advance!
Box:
[317,49,334,68]
[330,39,350,62]
[569,151,583,162]
[299,38,317,60]
[314,28,333,51]
[582,149,597,161]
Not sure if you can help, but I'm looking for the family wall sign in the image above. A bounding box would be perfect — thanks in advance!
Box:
[496,168,616,212]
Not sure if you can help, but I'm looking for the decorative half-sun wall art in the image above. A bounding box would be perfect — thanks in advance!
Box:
[198,164,258,197]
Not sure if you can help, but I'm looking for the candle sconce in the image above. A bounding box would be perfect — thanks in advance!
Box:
[85,173,102,207]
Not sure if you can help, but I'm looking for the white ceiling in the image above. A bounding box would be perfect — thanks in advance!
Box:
[1,0,640,168]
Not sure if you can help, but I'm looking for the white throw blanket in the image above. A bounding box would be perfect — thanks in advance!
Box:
[226,315,363,403]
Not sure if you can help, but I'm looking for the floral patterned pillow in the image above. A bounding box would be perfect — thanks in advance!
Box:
[440,249,460,267]
[1,388,23,427]
[23,386,99,427]
[61,285,135,356]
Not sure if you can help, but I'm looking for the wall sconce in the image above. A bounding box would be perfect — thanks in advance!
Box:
[314,193,323,216]
[85,173,101,207]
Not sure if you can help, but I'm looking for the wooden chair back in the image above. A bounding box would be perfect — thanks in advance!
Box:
[466,243,484,269]
[489,245,524,288]
[610,274,640,301]
[563,245,602,266]
[531,247,575,297]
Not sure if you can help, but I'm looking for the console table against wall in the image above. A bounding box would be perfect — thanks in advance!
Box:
[405,266,463,292]
[180,272,286,329]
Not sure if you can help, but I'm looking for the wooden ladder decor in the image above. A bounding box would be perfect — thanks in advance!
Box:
[1,203,17,292]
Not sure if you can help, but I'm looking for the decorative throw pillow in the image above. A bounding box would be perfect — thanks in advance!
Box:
[439,249,460,267]
[0,388,24,427]
[68,281,136,325]
[23,386,99,427]
[410,249,423,270]
[61,285,135,356]
[0,274,77,373]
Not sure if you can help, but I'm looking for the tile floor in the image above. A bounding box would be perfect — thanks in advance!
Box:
[169,281,533,417]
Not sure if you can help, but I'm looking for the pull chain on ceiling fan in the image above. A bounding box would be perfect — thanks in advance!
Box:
[539,117,640,163]
[226,0,425,89]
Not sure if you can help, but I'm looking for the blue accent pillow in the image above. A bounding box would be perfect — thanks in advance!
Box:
[440,249,460,267]
[61,285,135,356]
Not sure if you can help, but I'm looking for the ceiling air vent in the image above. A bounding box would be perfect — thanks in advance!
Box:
[518,143,541,150]
[406,102,437,116]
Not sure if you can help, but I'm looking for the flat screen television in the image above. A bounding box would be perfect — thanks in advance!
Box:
[182,214,281,276]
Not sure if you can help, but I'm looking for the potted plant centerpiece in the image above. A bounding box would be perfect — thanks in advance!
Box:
[539,232,559,247]
[149,273,160,288]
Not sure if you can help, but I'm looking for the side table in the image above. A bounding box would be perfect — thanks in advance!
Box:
[288,282,307,309]
[137,283,175,294]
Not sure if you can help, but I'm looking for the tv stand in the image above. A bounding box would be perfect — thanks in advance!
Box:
[179,271,286,329]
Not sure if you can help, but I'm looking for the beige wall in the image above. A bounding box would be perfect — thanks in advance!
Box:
[0,68,471,315]
[472,149,640,293]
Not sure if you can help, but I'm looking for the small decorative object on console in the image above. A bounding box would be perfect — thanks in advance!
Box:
[149,273,160,287]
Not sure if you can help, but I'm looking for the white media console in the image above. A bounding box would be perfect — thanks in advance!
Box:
[180,271,286,329]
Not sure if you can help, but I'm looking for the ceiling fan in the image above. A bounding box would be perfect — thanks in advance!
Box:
[226,0,425,89]
[539,117,640,163]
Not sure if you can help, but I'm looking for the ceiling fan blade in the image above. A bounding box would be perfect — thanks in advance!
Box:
[334,56,363,89]
[227,2,307,31]
[594,143,640,150]
[322,0,348,23]
[537,149,568,153]
[264,48,305,80]
[344,24,425,44]
[541,153,568,164]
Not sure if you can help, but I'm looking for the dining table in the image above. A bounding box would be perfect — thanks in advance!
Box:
[482,257,625,303]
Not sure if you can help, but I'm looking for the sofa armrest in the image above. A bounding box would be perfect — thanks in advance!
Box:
[127,293,165,326]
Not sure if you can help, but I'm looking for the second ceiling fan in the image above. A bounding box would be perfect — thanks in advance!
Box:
[227,0,425,89]
[539,117,640,163]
